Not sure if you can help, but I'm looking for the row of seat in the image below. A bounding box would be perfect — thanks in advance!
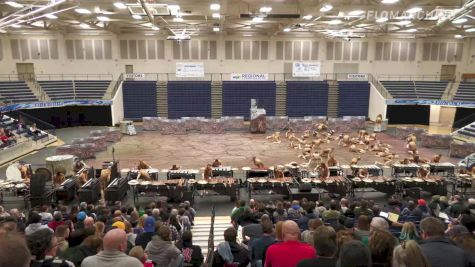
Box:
[0,81,38,103]
[381,81,448,100]
[454,83,475,102]
[37,80,110,101]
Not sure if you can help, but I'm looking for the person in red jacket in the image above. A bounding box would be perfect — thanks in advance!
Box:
[264,220,316,267]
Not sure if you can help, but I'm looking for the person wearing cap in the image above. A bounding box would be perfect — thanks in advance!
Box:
[135,216,156,249]
[112,221,126,231]
[336,240,371,267]
[419,217,470,267]
[75,211,87,230]
[411,199,430,221]
[448,195,468,218]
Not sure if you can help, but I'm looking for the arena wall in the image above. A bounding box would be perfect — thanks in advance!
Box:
[0,34,473,79]
[110,82,124,126]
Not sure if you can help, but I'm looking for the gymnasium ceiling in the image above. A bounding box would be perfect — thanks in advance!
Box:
[0,0,474,39]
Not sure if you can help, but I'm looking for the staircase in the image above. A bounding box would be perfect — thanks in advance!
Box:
[156,81,168,117]
[327,80,339,118]
[275,81,287,116]
[192,216,232,256]
[453,122,475,143]
[442,82,457,101]
[211,81,223,119]
[103,80,118,100]
[26,80,50,102]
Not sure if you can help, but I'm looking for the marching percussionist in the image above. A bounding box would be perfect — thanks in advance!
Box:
[53,172,65,188]
[73,158,87,173]
[99,168,111,203]
[357,168,369,179]
[170,164,180,170]
[417,166,429,179]
[274,165,285,179]
[136,160,151,181]
[203,164,213,180]
[327,155,338,167]
[137,160,150,170]
[76,169,89,188]
[18,162,31,184]
[317,163,330,179]
[431,154,442,163]
[252,156,265,169]
[211,159,222,168]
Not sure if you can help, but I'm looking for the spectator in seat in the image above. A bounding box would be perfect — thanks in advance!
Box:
[27,228,74,267]
[264,220,316,267]
[322,200,341,221]
[354,200,373,218]
[400,200,416,216]
[55,224,70,255]
[29,123,42,136]
[145,225,183,267]
[399,222,421,242]
[370,217,389,232]
[354,215,371,245]
[243,214,270,245]
[176,230,204,267]
[213,227,250,267]
[297,201,317,231]
[61,235,103,267]
[48,212,65,231]
[135,216,157,249]
[287,201,303,220]
[300,219,323,247]
[448,195,468,218]
[25,212,53,236]
[250,220,277,267]
[0,232,31,267]
[419,217,470,267]
[336,240,371,267]
[82,229,142,267]
[368,229,396,267]
[392,240,430,267]
[297,225,337,267]
[273,201,287,223]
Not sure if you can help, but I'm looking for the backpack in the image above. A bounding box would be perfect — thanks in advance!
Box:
[182,247,193,263]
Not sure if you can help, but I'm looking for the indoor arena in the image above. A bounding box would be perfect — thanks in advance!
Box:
[0,1,475,267]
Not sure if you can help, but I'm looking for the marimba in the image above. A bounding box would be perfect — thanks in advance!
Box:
[350,176,397,196]
[302,176,349,196]
[392,163,420,177]
[189,177,238,201]
[399,176,447,196]
[105,177,129,202]
[247,177,293,199]
[77,178,101,203]
[430,163,455,176]
[54,177,76,202]
[166,169,198,180]
[351,165,383,177]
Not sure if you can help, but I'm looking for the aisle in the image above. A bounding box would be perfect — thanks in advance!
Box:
[192,216,233,256]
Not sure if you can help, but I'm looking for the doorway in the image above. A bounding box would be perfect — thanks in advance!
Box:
[16,63,35,81]
[440,65,456,82]
[125,65,133,80]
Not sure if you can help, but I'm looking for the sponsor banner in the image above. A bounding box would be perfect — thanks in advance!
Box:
[0,100,112,113]
[176,62,204,77]
[386,99,475,108]
[292,62,321,77]
[124,73,145,79]
[348,73,368,79]
[230,73,269,81]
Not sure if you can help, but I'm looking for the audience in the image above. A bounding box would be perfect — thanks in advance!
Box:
[300,218,323,247]
[176,230,204,267]
[297,226,337,267]
[392,240,431,267]
[27,228,74,267]
[337,240,371,267]
[145,225,183,267]
[368,229,396,267]
[0,232,30,267]
[213,227,250,267]
[250,220,277,267]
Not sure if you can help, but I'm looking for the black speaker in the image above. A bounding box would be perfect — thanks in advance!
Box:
[299,183,312,192]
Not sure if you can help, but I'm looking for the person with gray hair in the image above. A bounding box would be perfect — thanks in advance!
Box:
[419,217,469,267]
[82,229,142,267]
[370,217,389,232]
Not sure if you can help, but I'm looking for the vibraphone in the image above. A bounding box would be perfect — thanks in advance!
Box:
[301,166,343,179]
[351,165,383,177]
[0,180,29,205]
[430,163,456,177]
[212,167,235,178]
[77,178,101,203]
[132,179,193,203]
[189,177,238,201]
[399,176,447,196]
[392,163,420,177]
[301,176,349,197]
[105,177,129,202]
[54,177,76,202]
[349,176,397,196]
[449,174,474,196]
[166,170,198,180]
[247,177,293,199]
[242,167,271,179]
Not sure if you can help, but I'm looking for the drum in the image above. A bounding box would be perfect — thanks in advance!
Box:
[46,155,76,177]
[6,163,23,182]
[120,168,130,177]
[149,168,159,179]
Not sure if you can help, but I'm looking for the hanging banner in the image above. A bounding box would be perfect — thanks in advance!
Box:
[0,100,113,113]
[386,99,475,108]
[348,73,368,79]
[176,62,204,78]
[292,62,321,77]
[124,73,145,79]
[230,73,269,81]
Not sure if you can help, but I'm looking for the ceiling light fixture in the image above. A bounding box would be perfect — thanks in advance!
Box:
[376,17,388,23]
[6,1,24,8]
[453,18,468,24]
[168,5,180,11]
[80,23,90,29]
[328,19,342,25]
[0,30,6,33]
[454,34,464,39]
[320,4,333,12]
[259,6,272,13]
[213,26,220,31]
[252,17,263,22]
[45,14,58,19]
[144,33,155,36]
[283,27,291,32]
[406,7,422,14]
[405,28,417,32]
[212,13,220,18]
[465,28,475,32]
[132,14,142,20]
[75,8,92,14]
[244,25,252,29]
[113,2,127,9]
[303,15,313,20]
[152,26,159,30]
[397,20,411,26]
[11,24,21,28]
[97,16,110,21]
[381,0,399,4]
[210,3,220,10]
[349,10,365,16]
[173,17,184,22]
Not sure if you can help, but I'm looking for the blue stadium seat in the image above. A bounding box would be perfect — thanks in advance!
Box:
[338,81,369,117]
[454,83,475,102]
[222,81,276,119]
[38,80,75,100]
[122,81,157,120]
[381,81,417,99]
[414,81,447,100]
[167,81,211,119]
[0,81,38,103]
[286,81,328,117]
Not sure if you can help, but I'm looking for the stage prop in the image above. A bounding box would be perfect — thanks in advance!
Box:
[450,141,475,158]
[420,133,452,148]
[267,116,289,131]
[250,99,267,133]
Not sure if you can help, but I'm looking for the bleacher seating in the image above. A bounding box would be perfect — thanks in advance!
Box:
[38,80,110,100]
[338,81,370,117]
[167,81,212,119]
[286,81,328,117]
[122,81,157,120]
[454,83,475,102]
[222,81,276,119]
[414,81,448,100]
[74,80,110,99]
[381,81,417,99]
[0,81,38,103]
[454,122,475,140]
[38,80,75,100]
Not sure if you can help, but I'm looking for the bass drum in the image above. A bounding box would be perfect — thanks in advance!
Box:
[35,167,53,184]
[6,163,22,182]
[46,155,77,177]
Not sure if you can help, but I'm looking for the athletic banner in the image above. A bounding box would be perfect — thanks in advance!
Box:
[124,73,145,79]
[0,100,112,112]
[386,99,475,108]
[176,62,204,77]
[230,73,269,81]
[292,61,321,77]
[348,73,368,79]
